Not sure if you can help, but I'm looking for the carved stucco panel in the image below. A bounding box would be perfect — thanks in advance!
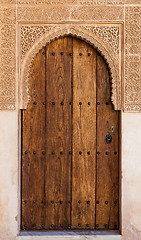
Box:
[19,24,122,111]
[124,6,141,112]
[0,5,16,110]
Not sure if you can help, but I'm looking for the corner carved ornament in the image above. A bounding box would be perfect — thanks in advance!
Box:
[20,24,122,110]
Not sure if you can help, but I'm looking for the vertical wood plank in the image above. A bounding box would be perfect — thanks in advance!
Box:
[22,48,46,230]
[45,37,72,230]
[96,54,119,230]
[71,38,96,229]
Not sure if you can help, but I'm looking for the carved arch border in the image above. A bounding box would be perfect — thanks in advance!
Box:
[20,25,122,110]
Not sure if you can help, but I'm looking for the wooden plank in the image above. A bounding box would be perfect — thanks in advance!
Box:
[45,37,72,230]
[71,38,96,229]
[96,54,119,230]
[21,48,46,230]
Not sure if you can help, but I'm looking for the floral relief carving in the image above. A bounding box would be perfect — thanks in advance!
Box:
[82,26,120,60]
[20,24,122,111]
[21,26,55,60]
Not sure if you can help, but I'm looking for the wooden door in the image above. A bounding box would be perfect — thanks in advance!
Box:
[21,37,119,230]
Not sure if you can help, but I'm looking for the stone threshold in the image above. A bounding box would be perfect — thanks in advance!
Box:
[18,230,122,240]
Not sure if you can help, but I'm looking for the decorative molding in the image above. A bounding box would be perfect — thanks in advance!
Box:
[17,0,124,5]
[19,24,122,110]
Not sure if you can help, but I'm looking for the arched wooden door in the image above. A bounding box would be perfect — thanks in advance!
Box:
[21,37,119,231]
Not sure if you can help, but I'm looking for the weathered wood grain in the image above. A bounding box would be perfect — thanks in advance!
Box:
[45,37,72,230]
[96,54,119,230]
[22,48,46,230]
[71,38,96,229]
[21,37,119,231]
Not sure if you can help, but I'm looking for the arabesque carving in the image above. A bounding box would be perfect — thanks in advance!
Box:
[20,24,122,110]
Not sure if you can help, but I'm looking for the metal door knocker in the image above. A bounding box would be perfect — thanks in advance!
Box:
[105,134,112,143]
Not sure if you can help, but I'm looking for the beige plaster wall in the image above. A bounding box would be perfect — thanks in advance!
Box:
[122,113,141,240]
[0,112,141,239]
[0,111,19,240]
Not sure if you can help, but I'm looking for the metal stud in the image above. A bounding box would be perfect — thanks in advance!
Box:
[79,151,82,155]
[60,101,64,105]
[105,201,108,205]
[106,102,109,105]
[114,201,117,205]
[60,151,63,155]
[33,200,36,203]
[114,152,117,155]
[25,151,28,155]
[106,152,109,155]
[97,102,100,105]
[69,151,72,155]
[60,201,63,204]
[60,224,63,227]
[79,53,82,56]
[52,52,55,56]
[69,102,72,105]
[52,102,55,105]
[33,101,37,105]
[42,102,45,105]
[51,201,54,204]
[79,102,82,105]
[78,224,81,227]
[86,224,90,227]
[68,200,71,204]
[33,151,36,154]
[51,224,54,228]
[87,200,90,204]
[52,152,55,155]
[60,52,63,55]
[97,152,100,155]
[88,53,91,56]
[78,200,81,204]
[69,53,72,56]
[68,224,71,227]
[88,102,91,105]
[42,151,45,155]
[96,224,99,228]
[33,224,36,227]
[41,201,44,204]
[42,52,45,55]
[41,224,45,228]
[24,200,27,203]
[96,200,99,204]
[87,151,90,155]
